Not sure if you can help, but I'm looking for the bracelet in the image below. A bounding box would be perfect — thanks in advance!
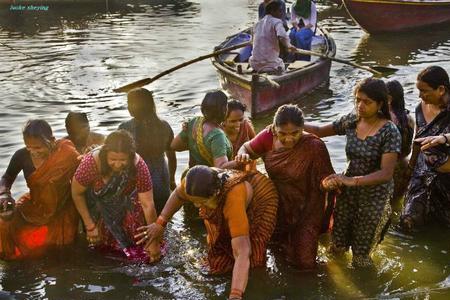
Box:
[442,133,450,146]
[155,215,168,227]
[85,224,97,232]
[229,288,243,299]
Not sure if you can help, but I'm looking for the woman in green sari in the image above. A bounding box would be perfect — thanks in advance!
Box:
[171,90,241,169]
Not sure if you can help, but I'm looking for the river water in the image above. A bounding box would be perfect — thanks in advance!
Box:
[0,0,449,298]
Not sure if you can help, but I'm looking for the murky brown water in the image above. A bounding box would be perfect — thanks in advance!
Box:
[0,0,449,299]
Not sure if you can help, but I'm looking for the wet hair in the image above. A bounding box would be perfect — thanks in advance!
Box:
[22,119,55,149]
[201,90,228,124]
[386,80,408,129]
[354,77,391,120]
[417,66,450,93]
[127,88,159,122]
[226,100,247,119]
[273,104,305,127]
[65,111,89,131]
[125,88,168,157]
[265,0,282,15]
[185,165,228,198]
[99,130,137,177]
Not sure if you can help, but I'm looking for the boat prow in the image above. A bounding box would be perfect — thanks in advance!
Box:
[342,0,450,34]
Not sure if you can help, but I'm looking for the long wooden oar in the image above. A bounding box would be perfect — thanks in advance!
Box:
[113,41,251,93]
[293,48,397,76]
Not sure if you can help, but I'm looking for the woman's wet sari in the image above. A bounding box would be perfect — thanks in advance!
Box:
[263,134,335,269]
[0,139,80,260]
[402,102,450,228]
[181,170,278,274]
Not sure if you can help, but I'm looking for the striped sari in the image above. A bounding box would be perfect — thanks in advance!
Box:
[199,170,278,274]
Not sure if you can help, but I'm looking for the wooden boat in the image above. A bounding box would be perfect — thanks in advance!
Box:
[342,0,450,33]
[211,27,336,118]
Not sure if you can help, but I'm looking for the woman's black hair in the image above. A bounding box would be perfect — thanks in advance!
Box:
[273,104,304,127]
[126,87,168,157]
[65,111,89,129]
[185,165,228,198]
[417,65,450,92]
[99,130,137,177]
[226,100,247,119]
[127,88,159,122]
[354,78,391,120]
[201,90,228,124]
[386,80,408,129]
[22,119,55,149]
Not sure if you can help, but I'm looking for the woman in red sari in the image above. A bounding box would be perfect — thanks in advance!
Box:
[0,119,80,260]
[236,104,336,270]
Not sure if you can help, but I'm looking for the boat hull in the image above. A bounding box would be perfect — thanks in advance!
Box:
[343,0,450,33]
[213,61,332,118]
[212,30,336,118]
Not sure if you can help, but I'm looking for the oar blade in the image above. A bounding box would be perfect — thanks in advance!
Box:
[371,66,398,76]
[113,78,153,93]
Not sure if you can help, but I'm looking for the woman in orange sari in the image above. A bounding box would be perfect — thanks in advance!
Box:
[0,119,80,260]
[236,104,336,270]
[136,165,278,300]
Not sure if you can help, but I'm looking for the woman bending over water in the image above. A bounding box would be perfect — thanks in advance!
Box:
[136,165,278,299]
[71,130,160,261]
[0,120,80,260]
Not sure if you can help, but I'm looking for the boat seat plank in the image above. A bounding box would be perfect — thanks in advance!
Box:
[287,60,314,70]
[221,52,239,65]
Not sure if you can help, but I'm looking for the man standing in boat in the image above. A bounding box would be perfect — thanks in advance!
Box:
[249,0,297,74]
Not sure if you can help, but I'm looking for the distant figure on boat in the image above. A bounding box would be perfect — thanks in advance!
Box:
[304,78,401,267]
[0,119,80,260]
[386,80,414,208]
[249,0,297,74]
[171,90,240,169]
[258,0,289,31]
[135,165,278,300]
[119,88,177,214]
[65,111,104,154]
[236,104,335,270]
[289,0,317,61]
[221,100,256,159]
[400,66,450,232]
[71,130,160,262]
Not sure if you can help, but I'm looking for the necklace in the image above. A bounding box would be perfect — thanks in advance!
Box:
[357,119,380,139]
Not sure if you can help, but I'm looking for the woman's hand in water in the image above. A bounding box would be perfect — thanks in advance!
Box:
[86,224,101,246]
[135,223,164,246]
[145,239,162,263]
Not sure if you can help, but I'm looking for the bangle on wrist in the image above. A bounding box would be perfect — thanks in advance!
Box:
[229,289,243,299]
[156,215,168,228]
[442,133,450,146]
[86,223,96,232]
